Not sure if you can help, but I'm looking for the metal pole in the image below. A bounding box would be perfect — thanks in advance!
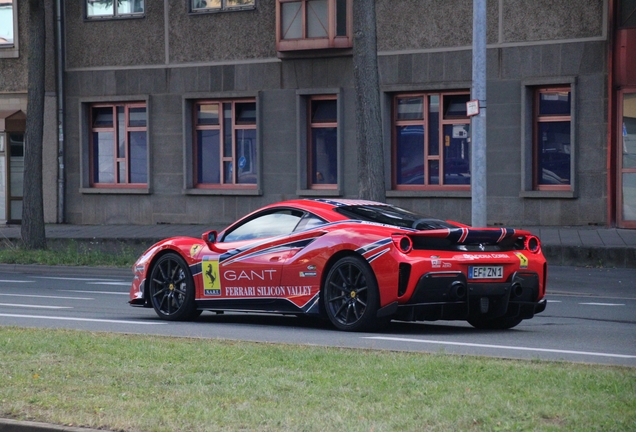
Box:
[55,0,65,223]
[471,0,487,227]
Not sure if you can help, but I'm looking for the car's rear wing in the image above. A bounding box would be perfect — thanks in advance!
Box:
[392,228,541,253]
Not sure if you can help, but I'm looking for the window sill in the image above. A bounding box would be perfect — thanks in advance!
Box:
[0,47,19,59]
[520,190,577,199]
[387,190,472,198]
[80,187,150,195]
[184,188,262,196]
[297,189,342,197]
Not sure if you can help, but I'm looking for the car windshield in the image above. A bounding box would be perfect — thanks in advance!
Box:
[333,205,457,230]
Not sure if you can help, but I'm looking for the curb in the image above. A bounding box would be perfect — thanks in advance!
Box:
[0,419,103,432]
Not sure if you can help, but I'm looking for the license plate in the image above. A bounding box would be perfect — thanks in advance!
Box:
[469,266,503,279]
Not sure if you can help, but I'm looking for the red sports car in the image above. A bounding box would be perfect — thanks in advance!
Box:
[130,199,547,331]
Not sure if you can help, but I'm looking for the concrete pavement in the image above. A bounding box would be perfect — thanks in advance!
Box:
[0,222,634,268]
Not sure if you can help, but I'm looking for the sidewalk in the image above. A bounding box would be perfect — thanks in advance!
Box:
[0,223,634,268]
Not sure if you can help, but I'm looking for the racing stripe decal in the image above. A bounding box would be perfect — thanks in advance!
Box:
[445,227,517,244]
[220,238,318,266]
[366,247,390,263]
[355,238,392,255]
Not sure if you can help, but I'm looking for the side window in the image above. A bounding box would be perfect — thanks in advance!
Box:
[308,96,338,188]
[222,210,303,242]
[533,87,572,190]
[277,0,352,51]
[89,103,148,186]
[86,0,145,19]
[191,0,256,13]
[392,91,470,190]
[0,0,18,58]
[294,213,326,231]
[193,99,257,188]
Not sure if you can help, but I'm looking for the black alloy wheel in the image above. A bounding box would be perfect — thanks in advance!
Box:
[149,253,200,321]
[323,255,383,332]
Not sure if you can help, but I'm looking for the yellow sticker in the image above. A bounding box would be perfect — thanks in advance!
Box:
[515,252,528,268]
[190,244,202,258]
[203,259,221,296]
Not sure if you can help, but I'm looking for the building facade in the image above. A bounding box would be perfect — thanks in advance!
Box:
[0,0,634,229]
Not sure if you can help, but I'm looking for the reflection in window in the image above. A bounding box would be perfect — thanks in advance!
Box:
[393,92,470,189]
[223,211,303,242]
[308,96,338,188]
[277,0,352,51]
[191,0,255,12]
[619,0,636,28]
[86,0,144,18]
[534,87,571,189]
[0,0,14,45]
[90,103,147,186]
[194,99,257,187]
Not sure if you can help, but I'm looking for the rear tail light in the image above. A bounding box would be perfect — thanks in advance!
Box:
[392,234,413,254]
[525,235,541,253]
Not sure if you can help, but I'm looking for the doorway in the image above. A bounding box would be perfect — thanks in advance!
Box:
[618,90,636,228]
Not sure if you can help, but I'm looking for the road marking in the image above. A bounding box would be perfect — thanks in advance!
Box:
[579,302,625,306]
[363,336,636,359]
[0,303,72,309]
[59,290,128,296]
[35,277,124,282]
[0,313,165,325]
[0,293,93,300]
[547,300,561,303]
[87,282,131,286]
[0,279,34,283]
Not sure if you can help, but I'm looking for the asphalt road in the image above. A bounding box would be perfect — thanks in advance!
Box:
[0,265,634,367]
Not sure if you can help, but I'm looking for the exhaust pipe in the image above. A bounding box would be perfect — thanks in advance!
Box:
[450,281,467,300]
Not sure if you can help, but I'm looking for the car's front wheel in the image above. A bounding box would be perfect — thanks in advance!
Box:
[323,255,384,332]
[148,252,200,321]
[467,316,523,330]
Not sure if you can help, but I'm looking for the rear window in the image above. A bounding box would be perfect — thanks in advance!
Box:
[333,205,457,230]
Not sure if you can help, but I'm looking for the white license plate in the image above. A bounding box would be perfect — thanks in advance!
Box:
[469,266,503,279]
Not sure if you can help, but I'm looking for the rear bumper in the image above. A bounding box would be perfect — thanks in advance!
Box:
[393,271,546,322]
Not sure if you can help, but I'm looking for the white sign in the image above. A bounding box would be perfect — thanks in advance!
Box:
[467,100,480,117]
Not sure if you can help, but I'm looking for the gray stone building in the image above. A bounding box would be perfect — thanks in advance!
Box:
[1,0,634,229]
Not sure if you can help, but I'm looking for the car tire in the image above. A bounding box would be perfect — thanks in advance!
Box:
[323,255,384,332]
[467,316,523,330]
[148,252,199,321]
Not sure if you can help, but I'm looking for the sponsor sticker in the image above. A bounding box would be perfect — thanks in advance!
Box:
[515,252,529,268]
[300,271,317,277]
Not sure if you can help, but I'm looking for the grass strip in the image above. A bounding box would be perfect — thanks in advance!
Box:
[1,327,634,432]
[0,240,138,267]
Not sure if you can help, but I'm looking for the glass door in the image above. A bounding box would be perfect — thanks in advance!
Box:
[618,91,636,228]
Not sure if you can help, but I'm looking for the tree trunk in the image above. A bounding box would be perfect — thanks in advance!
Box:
[21,0,47,250]
[352,0,385,202]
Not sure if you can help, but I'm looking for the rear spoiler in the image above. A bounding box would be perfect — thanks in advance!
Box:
[392,228,540,253]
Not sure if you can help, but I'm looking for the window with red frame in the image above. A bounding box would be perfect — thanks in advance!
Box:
[194,100,257,188]
[86,0,144,19]
[90,103,147,187]
[276,0,352,51]
[307,96,338,188]
[392,92,471,189]
[533,86,571,190]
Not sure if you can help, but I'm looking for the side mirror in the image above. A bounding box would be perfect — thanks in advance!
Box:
[202,230,218,249]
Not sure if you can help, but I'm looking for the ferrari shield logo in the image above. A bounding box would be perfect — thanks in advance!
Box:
[203,258,221,296]
[190,244,202,258]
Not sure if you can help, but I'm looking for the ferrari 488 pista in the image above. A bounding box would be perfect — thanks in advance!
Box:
[130,199,547,331]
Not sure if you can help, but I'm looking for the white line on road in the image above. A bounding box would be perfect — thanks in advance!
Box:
[0,313,165,325]
[0,293,93,300]
[58,290,128,296]
[0,279,34,283]
[363,336,636,359]
[0,303,72,309]
[579,302,625,306]
[87,282,131,286]
[35,277,123,282]
[547,300,561,303]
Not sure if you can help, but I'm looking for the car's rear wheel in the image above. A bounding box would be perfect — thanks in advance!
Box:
[323,255,383,332]
[149,253,200,321]
[467,316,523,330]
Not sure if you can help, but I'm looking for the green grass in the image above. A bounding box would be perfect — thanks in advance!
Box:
[0,240,138,268]
[0,327,634,432]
